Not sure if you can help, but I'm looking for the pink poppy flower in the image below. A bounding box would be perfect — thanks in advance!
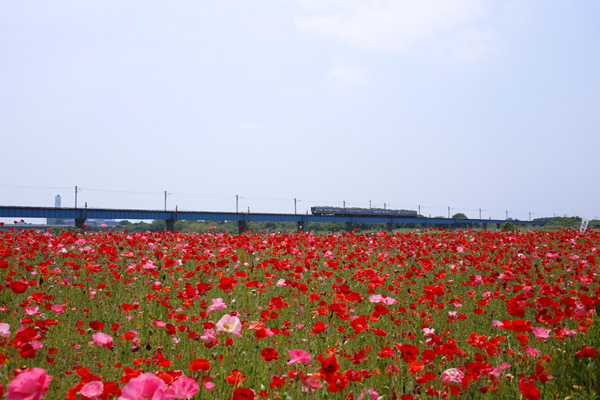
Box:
[170,376,199,399]
[357,387,379,400]
[0,322,10,338]
[153,320,166,327]
[81,381,103,400]
[118,373,175,400]
[207,298,227,312]
[142,262,156,270]
[215,314,242,337]
[276,279,286,287]
[91,332,113,349]
[490,368,502,379]
[30,341,44,350]
[369,295,396,304]
[200,329,217,342]
[287,350,311,365]
[51,305,64,314]
[24,306,40,316]
[499,362,511,370]
[218,247,229,254]
[6,367,53,400]
[440,368,464,384]
[299,373,322,392]
[532,327,550,339]
[525,346,540,357]
[204,382,215,390]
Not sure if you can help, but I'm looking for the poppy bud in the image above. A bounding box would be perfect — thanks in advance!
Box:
[130,345,139,352]
[145,343,152,351]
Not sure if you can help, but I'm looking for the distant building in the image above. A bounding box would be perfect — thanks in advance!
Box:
[47,195,61,225]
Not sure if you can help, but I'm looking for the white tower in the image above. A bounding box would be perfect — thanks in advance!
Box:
[47,195,62,225]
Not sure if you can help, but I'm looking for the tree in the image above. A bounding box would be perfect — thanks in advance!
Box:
[452,213,468,219]
[452,213,468,229]
[501,221,517,231]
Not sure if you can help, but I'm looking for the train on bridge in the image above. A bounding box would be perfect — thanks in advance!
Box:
[311,206,418,217]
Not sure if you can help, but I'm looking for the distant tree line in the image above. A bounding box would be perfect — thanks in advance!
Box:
[48,215,598,235]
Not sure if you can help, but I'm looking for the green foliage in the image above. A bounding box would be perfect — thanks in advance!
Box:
[452,213,468,219]
[451,213,468,229]
[501,221,518,231]
[49,226,80,235]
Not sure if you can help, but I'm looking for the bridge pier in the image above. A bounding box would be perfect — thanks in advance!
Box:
[482,223,488,230]
[75,218,86,229]
[238,221,247,234]
[297,221,306,232]
[496,223,502,230]
[165,220,175,232]
[345,222,354,232]
[386,223,394,232]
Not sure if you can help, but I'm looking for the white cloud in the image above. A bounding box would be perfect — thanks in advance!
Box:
[327,58,366,84]
[445,28,503,64]
[295,0,492,52]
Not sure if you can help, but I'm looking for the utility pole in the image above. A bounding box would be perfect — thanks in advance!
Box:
[164,191,171,211]
[479,209,482,219]
[369,200,371,209]
[529,212,531,221]
[506,210,509,220]
[294,198,297,214]
[236,195,239,213]
[384,203,386,209]
[343,201,346,209]
[74,186,80,208]
[418,205,420,215]
[448,207,450,218]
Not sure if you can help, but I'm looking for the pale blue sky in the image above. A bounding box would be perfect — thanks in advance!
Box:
[1,0,599,222]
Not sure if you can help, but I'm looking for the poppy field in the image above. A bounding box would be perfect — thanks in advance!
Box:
[1,226,599,399]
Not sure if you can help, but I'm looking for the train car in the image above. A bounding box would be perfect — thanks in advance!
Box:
[311,206,417,217]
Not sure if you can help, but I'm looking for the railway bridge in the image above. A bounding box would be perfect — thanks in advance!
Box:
[0,205,545,233]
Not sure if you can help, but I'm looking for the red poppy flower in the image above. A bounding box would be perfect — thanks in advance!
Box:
[218,277,236,292]
[229,387,255,400]
[225,369,246,386]
[196,282,212,293]
[318,354,340,379]
[260,348,279,362]
[89,320,104,331]
[189,358,211,372]
[350,316,369,334]
[397,344,420,362]
[575,346,598,359]
[516,334,530,343]
[311,321,328,335]
[518,379,540,400]
[270,375,286,389]
[11,281,28,294]
[17,343,36,359]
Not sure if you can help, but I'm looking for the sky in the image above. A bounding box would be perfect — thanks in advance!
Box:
[1,0,599,223]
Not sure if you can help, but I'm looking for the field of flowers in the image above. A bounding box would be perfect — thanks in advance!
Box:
[0,226,599,399]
